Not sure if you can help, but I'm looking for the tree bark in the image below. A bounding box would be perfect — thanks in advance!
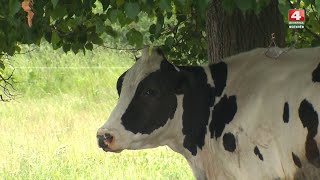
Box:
[206,0,285,63]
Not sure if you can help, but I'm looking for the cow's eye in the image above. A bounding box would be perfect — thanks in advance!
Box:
[142,89,157,97]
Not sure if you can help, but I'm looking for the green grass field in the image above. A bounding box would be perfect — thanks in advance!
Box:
[0,45,193,180]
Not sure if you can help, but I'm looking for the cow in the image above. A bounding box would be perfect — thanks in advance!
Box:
[97,47,320,179]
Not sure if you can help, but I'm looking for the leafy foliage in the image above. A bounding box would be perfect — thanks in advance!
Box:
[0,0,320,100]
[1,0,210,64]
[1,0,319,63]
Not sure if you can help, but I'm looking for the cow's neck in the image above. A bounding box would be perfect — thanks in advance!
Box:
[168,125,239,180]
[183,139,239,180]
[166,96,239,180]
[169,67,239,180]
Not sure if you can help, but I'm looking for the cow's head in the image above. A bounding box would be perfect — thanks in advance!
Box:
[97,47,189,153]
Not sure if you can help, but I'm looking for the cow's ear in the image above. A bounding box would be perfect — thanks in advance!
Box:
[154,47,165,58]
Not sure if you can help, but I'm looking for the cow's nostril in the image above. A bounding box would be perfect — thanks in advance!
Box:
[98,138,108,149]
[104,133,114,144]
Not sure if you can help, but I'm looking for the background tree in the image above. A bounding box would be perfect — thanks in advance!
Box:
[1,0,320,101]
[206,0,285,63]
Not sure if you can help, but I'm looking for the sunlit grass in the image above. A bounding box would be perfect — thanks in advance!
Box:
[0,46,192,179]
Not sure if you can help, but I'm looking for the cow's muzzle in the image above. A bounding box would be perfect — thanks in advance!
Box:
[96,128,122,153]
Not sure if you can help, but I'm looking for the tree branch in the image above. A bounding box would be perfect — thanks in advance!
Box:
[100,45,143,51]
[287,0,294,9]
[0,69,16,102]
[0,48,37,56]
[311,4,320,25]
[304,27,320,42]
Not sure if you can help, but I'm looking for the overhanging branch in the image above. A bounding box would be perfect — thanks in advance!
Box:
[0,61,16,102]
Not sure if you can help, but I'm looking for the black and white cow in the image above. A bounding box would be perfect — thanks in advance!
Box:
[97,47,320,179]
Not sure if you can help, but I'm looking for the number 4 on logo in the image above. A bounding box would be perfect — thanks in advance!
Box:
[288,9,305,21]
[291,11,301,20]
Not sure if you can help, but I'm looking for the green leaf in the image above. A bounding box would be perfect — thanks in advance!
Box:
[176,14,186,22]
[51,0,59,9]
[253,0,270,14]
[125,2,140,19]
[56,20,69,33]
[278,0,290,18]
[195,0,209,17]
[51,6,67,19]
[9,0,20,16]
[235,0,254,12]
[316,0,320,13]
[71,43,81,54]
[116,0,124,7]
[308,12,320,31]
[95,18,105,34]
[107,9,119,23]
[118,11,133,26]
[44,32,52,42]
[78,33,87,44]
[165,36,174,46]
[221,0,237,12]
[155,14,164,35]
[174,0,187,13]
[15,45,21,53]
[126,28,143,47]
[0,61,5,70]
[66,18,77,28]
[311,39,320,47]
[89,33,104,45]
[159,0,171,11]
[100,0,110,11]
[105,25,118,37]
[149,24,156,34]
[304,0,314,7]
[149,35,155,42]
[63,44,71,53]
[85,43,93,50]
[51,31,60,45]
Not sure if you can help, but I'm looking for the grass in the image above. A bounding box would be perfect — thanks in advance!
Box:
[0,45,193,180]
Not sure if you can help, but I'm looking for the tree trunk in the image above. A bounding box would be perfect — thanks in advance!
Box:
[206,0,285,64]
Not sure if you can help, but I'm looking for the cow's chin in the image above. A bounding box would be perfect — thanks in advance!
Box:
[101,147,123,153]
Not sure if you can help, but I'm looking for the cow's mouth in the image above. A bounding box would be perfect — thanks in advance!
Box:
[101,147,123,153]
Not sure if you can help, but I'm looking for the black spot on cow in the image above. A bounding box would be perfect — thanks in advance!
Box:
[292,152,302,168]
[254,146,264,161]
[178,66,212,155]
[210,95,237,139]
[312,63,320,83]
[209,62,228,97]
[179,66,215,106]
[283,102,289,123]
[116,71,127,96]
[223,132,236,152]
[298,99,320,167]
[121,60,179,134]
